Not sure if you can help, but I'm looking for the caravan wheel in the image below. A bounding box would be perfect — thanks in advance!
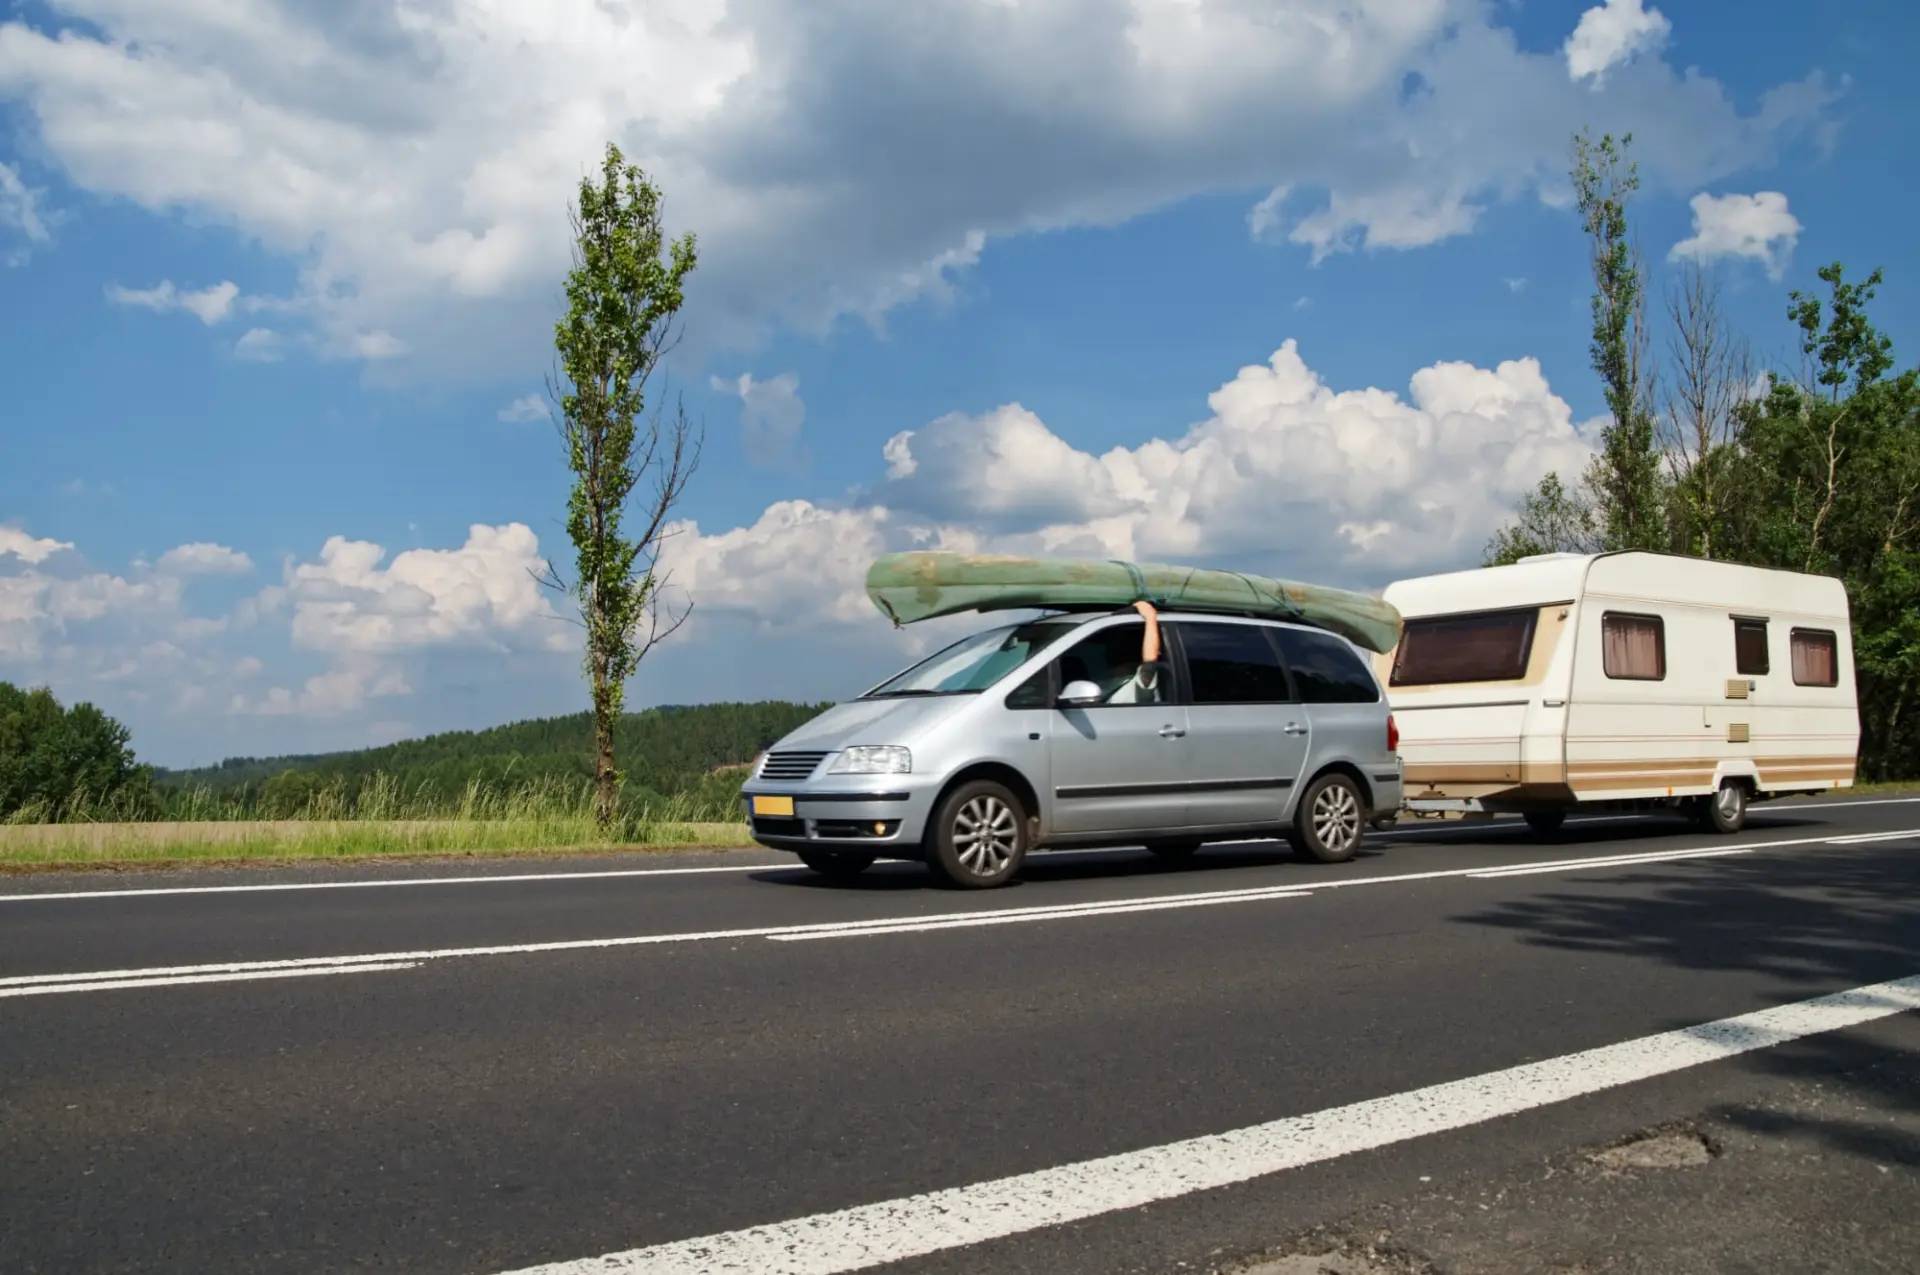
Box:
[1692,782,1749,834]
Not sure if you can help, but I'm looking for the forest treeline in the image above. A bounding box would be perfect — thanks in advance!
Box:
[2,690,829,823]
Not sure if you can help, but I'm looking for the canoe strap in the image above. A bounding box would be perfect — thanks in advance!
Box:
[1112,560,1162,607]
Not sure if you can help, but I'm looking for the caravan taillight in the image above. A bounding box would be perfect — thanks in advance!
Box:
[1387,713,1399,753]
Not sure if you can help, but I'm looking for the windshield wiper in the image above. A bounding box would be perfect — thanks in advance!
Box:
[862,689,970,699]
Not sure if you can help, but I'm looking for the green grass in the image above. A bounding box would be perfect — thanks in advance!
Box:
[0,816,755,870]
[0,773,756,870]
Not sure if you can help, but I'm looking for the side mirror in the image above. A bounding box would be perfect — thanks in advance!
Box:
[1057,679,1104,708]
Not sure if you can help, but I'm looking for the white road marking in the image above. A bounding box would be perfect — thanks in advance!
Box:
[5,827,1914,996]
[0,961,421,999]
[1467,845,1754,878]
[769,889,1311,941]
[3,795,1912,906]
[491,974,1920,1275]
[0,861,790,905]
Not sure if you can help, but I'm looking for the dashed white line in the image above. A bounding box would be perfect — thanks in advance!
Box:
[0,961,422,999]
[490,974,1920,1275]
[768,888,1312,941]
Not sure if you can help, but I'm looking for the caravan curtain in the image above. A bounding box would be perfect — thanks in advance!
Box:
[1602,614,1665,680]
[1791,629,1839,687]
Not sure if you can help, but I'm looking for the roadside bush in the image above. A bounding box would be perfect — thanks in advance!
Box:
[0,681,155,822]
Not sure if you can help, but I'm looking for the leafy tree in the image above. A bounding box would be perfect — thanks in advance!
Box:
[1482,472,1599,566]
[542,142,703,830]
[0,682,153,821]
[1728,264,1920,779]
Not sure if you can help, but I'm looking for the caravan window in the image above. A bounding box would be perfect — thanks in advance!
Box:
[1602,612,1666,680]
[1733,619,1770,676]
[1390,608,1536,686]
[1791,629,1839,687]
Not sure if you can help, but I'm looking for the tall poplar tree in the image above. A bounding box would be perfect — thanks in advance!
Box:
[543,143,702,830]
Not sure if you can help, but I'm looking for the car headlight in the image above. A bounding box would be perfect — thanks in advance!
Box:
[829,745,912,775]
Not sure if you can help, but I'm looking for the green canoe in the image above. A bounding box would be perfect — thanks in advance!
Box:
[864,551,1403,654]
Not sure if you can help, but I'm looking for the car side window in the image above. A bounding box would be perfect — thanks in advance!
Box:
[1176,622,1293,704]
[1055,622,1166,706]
[1004,664,1053,709]
[1272,627,1381,704]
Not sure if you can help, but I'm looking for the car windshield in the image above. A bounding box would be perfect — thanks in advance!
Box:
[863,620,1076,698]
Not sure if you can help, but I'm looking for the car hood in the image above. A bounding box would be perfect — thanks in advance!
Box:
[770,695,973,753]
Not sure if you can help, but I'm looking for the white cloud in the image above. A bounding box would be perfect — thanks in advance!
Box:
[498,394,548,424]
[0,526,72,565]
[107,279,242,324]
[0,2,1828,376]
[1504,277,1529,293]
[711,372,806,468]
[349,330,406,361]
[1668,191,1803,280]
[1565,0,1671,85]
[157,542,253,576]
[234,327,285,362]
[0,160,51,264]
[661,339,1596,629]
[279,523,568,656]
[234,665,411,718]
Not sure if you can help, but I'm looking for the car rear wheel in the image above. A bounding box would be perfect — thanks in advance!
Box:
[1524,809,1567,836]
[798,850,877,880]
[1292,772,1367,864]
[925,780,1028,888]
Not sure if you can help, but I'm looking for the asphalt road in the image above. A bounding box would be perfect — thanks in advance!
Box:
[3,796,1918,1274]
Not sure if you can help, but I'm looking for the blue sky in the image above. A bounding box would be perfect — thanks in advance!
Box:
[2,0,1915,767]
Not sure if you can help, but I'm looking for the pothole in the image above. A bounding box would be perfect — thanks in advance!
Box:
[1219,1229,1435,1275]
[1589,1127,1717,1172]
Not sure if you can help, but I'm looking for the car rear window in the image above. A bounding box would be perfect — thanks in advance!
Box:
[1272,627,1381,704]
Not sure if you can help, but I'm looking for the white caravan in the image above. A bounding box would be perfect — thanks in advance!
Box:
[1374,552,1858,835]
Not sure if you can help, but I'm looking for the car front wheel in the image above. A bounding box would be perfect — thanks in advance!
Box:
[925,780,1028,888]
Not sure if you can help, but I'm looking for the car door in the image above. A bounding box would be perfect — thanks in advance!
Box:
[1169,620,1310,828]
[1270,625,1389,805]
[1045,619,1192,835]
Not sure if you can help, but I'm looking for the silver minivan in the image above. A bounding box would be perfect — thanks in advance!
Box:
[741,608,1403,887]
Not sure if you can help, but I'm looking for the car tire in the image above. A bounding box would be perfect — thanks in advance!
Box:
[1524,809,1567,836]
[1693,781,1749,834]
[1292,772,1367,864]
[924,779,1028,889]
[798,850,877,880]
[1147,838,1203,861]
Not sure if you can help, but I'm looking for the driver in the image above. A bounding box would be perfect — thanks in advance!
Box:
[1104,600,1163,704]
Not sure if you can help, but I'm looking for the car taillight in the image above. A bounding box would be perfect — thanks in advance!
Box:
[1387,713,1399,753]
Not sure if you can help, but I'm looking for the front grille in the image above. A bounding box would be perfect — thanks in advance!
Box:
[751,816,807,838]
[759,750,829,781]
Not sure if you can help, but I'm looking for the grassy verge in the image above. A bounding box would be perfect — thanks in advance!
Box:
[0,817,755,872]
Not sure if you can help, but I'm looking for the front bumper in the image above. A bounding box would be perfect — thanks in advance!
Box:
[739,778,941,857]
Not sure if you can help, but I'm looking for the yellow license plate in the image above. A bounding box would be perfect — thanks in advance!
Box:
[752,795,795,817]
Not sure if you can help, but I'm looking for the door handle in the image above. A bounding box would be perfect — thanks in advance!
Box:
[1283,723,1308,735]
[1158,724,1187,739]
